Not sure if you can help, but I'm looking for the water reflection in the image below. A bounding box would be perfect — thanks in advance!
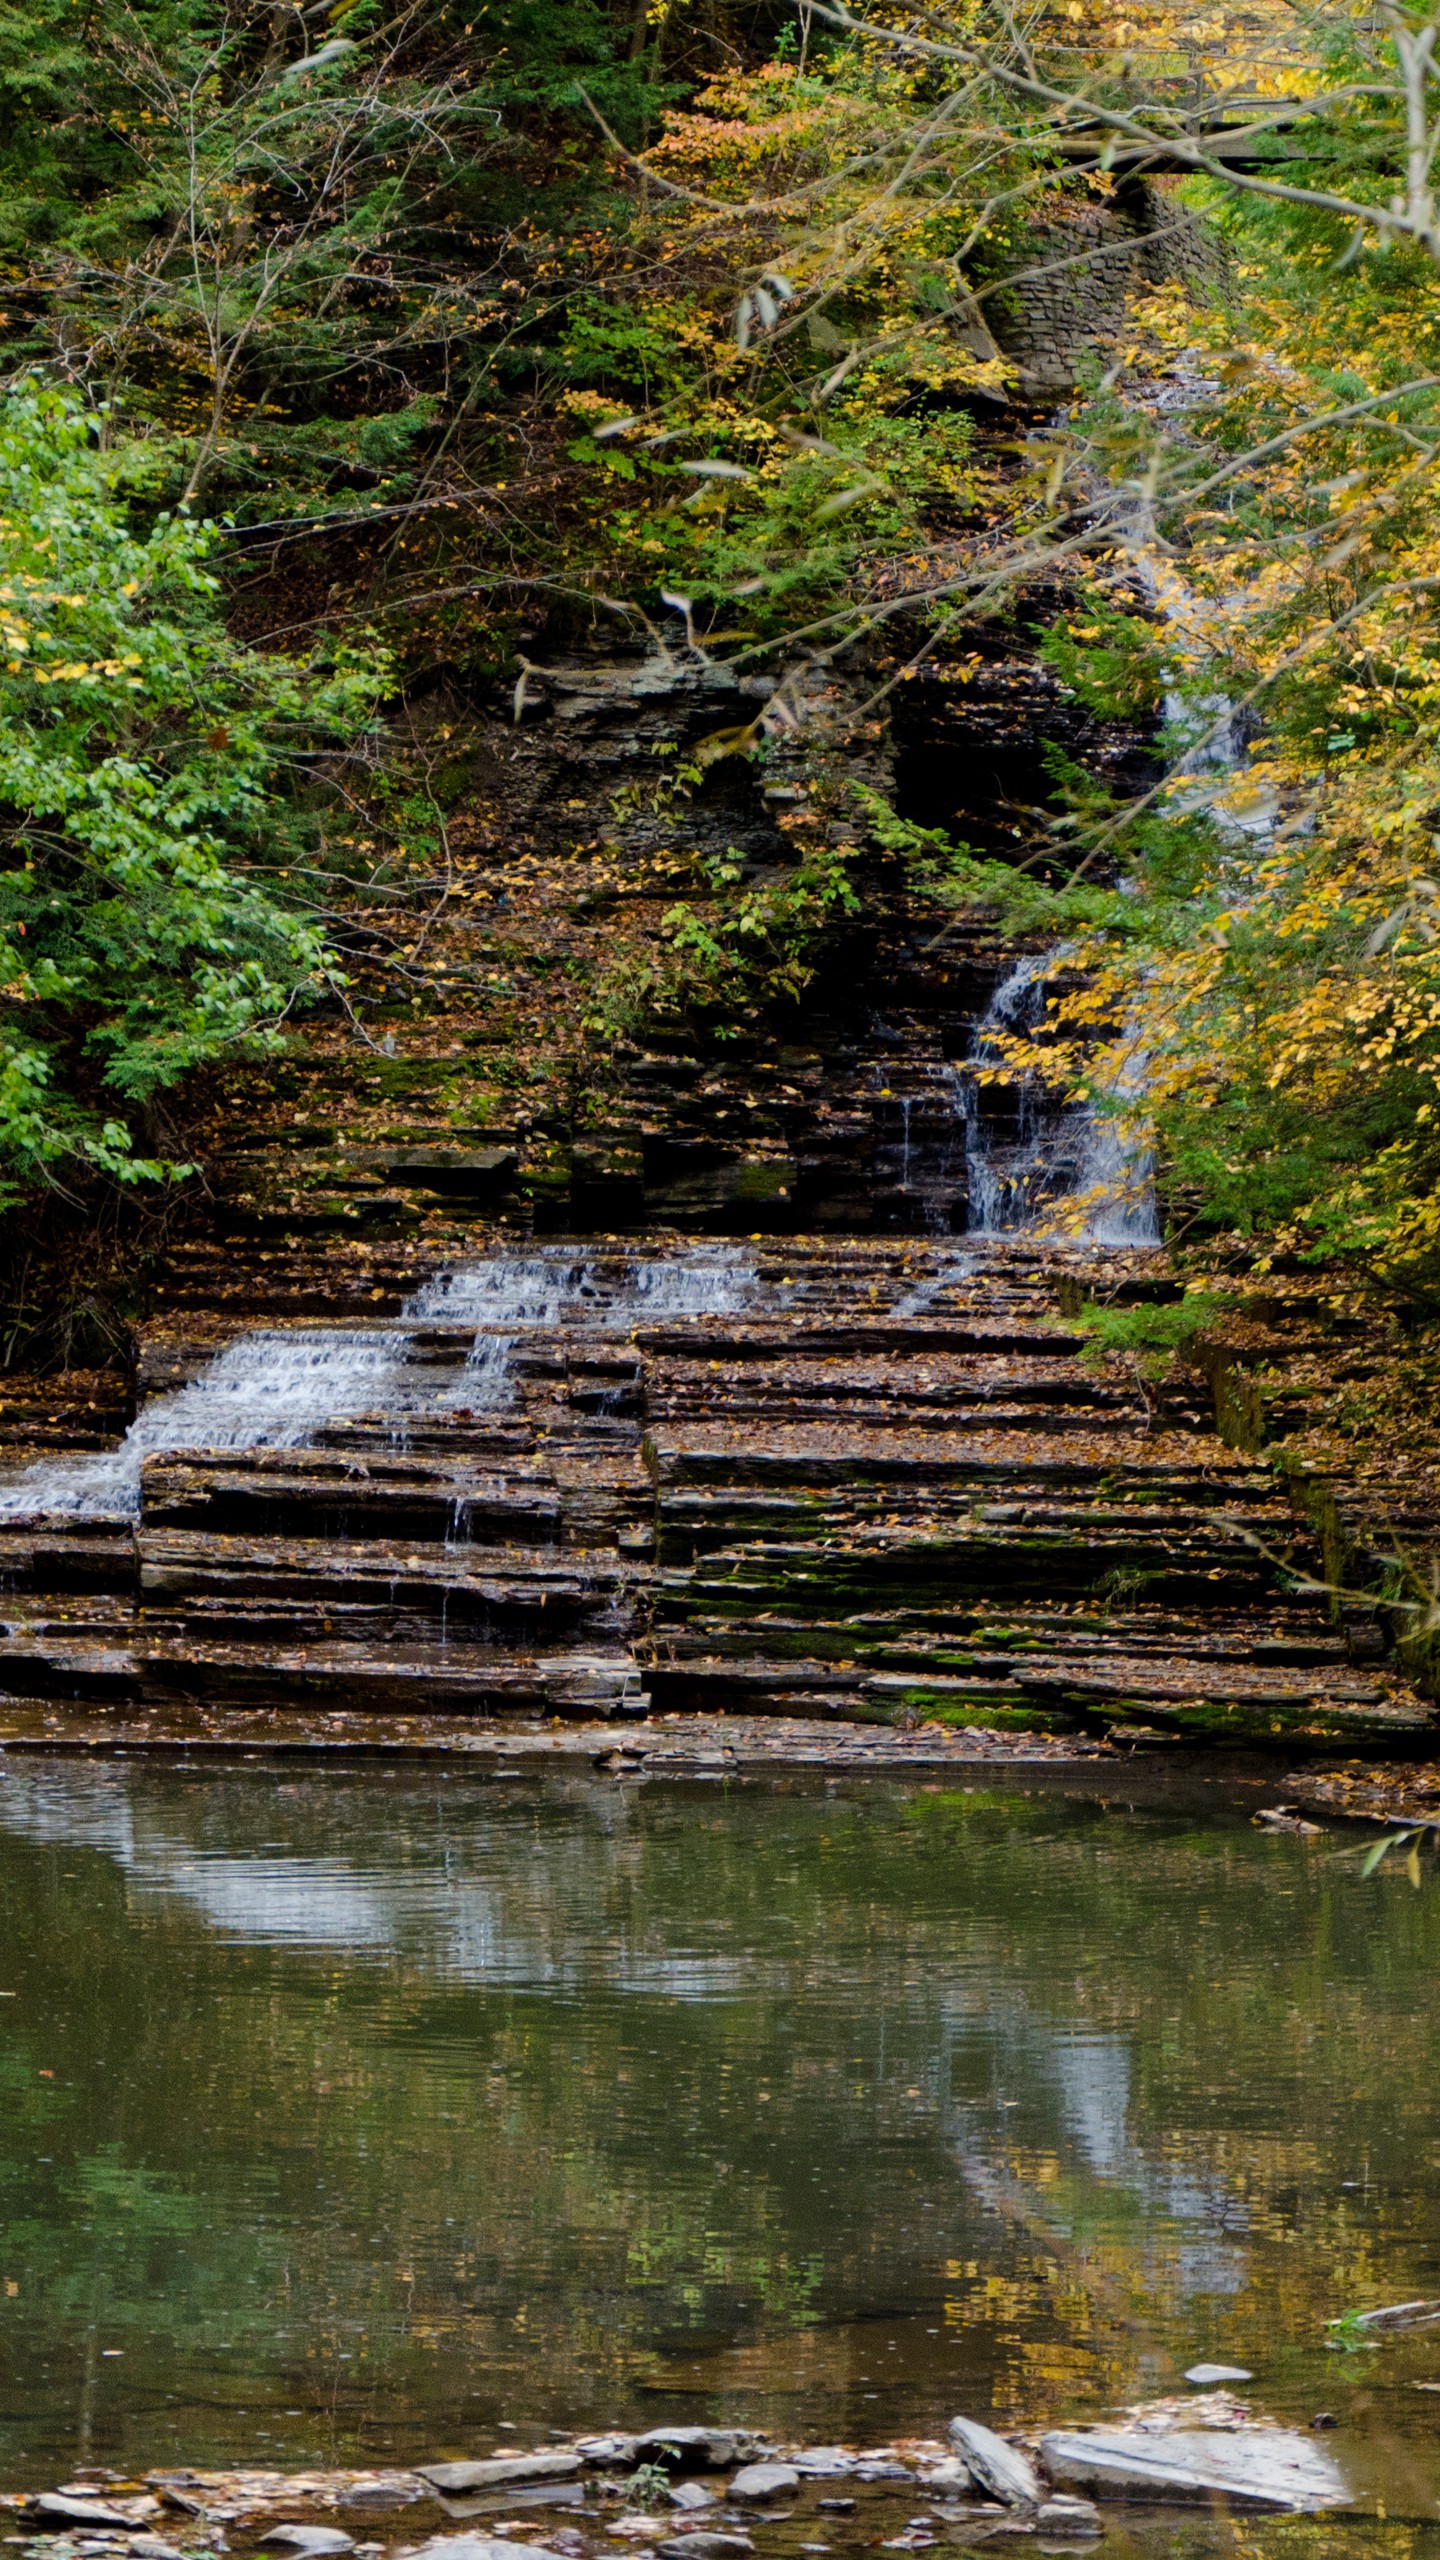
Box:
[0,1767,1438,2493]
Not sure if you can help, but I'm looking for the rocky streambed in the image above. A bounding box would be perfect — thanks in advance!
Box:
[0,2399,1362,2560]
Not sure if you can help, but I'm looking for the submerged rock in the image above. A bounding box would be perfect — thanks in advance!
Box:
[947,2422,1044,2510]
[1332,2297,1440,2334]
[665,2484,715,2513]
[1038,2426,1348,2512]
[1033,2500,1100,2538]
[1184,2364,1253,2386]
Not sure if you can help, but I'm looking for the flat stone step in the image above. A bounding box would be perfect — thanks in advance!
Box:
[0,1231,1424,1750]
[135,1528,651,1599]
[132,1640,650,1717]
[638,1651,1430,1742]
[633,1323,1086,1359]
[643,1424,1276,1491]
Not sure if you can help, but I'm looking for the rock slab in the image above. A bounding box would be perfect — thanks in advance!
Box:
[30,2498,147,2533]
[948,2420,1045,2509]
[1039,2427,1349,2512]
[635,2430,755,2474]
[405,2540,568,2560]
[728,2465,800,2506]
[657,2539,754,2560]
[419,2458,582,2495]
[260,2532,355,2557]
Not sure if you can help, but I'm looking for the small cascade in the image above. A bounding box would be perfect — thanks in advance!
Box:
[957,955,1161,1246]
[960,956,1055,1236]
[421,1243,759,1413]
[0,1232,1424,1753]
[891,1256,974,1315]
[0,1245,759,1523]
[868,1064,970,1233]
[1069,1105,1162,1247]
[0,1329,403,1523]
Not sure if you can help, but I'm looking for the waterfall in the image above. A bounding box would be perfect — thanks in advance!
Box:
[417,1243,758,1410]
[0,1245,759,1525]
[948,522,1288,1247]
[0,1330,404,1526]
[958,954,1161,1247]
[408,1243,754,1328]
[1068,1099,1162,1247]
[960,956,1053,1236]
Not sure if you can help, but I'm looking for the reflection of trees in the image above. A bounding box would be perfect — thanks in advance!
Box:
[0,1770,1438,2475]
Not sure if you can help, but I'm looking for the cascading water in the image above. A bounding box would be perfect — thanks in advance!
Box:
[0,1245,759,1525]
[0,1331,405,1526]
[960,956,1053,1236]
[942,482,1288,1248]
[415,1244,758,1410]
[956,953,1161,1246]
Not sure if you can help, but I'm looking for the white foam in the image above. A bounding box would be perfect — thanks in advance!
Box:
[0,1247,758,1522]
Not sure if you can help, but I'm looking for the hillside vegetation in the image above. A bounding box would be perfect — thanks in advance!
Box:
[2,0,1440,1316]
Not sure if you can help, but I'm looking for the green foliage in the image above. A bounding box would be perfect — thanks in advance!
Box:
[0,0,678,514]
[1068,1291,1227,1371]
[853,785,1146,935]
[566,405,979,640]
[0,382,382,1198]
[659,839,863,1012]
[1324,2305,1385,2351]
[623,2464,674,2513]
[1037,591,1162,724]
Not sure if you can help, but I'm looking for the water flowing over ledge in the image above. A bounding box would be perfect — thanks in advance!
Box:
[0,1245,759,1524]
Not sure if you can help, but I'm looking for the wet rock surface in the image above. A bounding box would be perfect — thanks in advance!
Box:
[0,1236,1428,1755]
[727,2467,800,2506]
[0,2402,1358,2560]
[1037,2425,1347,2512]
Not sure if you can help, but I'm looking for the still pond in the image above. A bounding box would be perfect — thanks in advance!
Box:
[1,1762,1439,2522]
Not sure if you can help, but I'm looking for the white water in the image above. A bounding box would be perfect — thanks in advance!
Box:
[419,1243,759,1413]
[959,954,1161,1247]
[0,1331,404,1526]
[410,1244,755,1328]
[0,1246,758,1525]
[1070,1101,1163,1247]
[961,956,1051,1236]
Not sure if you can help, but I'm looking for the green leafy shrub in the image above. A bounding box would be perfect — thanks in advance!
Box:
[0,383,382,1200]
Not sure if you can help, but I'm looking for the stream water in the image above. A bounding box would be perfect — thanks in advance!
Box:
[2,1764,1440,2511]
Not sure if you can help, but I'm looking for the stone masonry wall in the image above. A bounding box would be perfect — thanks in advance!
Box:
[988,179,1228,393]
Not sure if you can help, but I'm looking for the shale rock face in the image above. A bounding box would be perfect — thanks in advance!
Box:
[0,1239,1428,1748]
